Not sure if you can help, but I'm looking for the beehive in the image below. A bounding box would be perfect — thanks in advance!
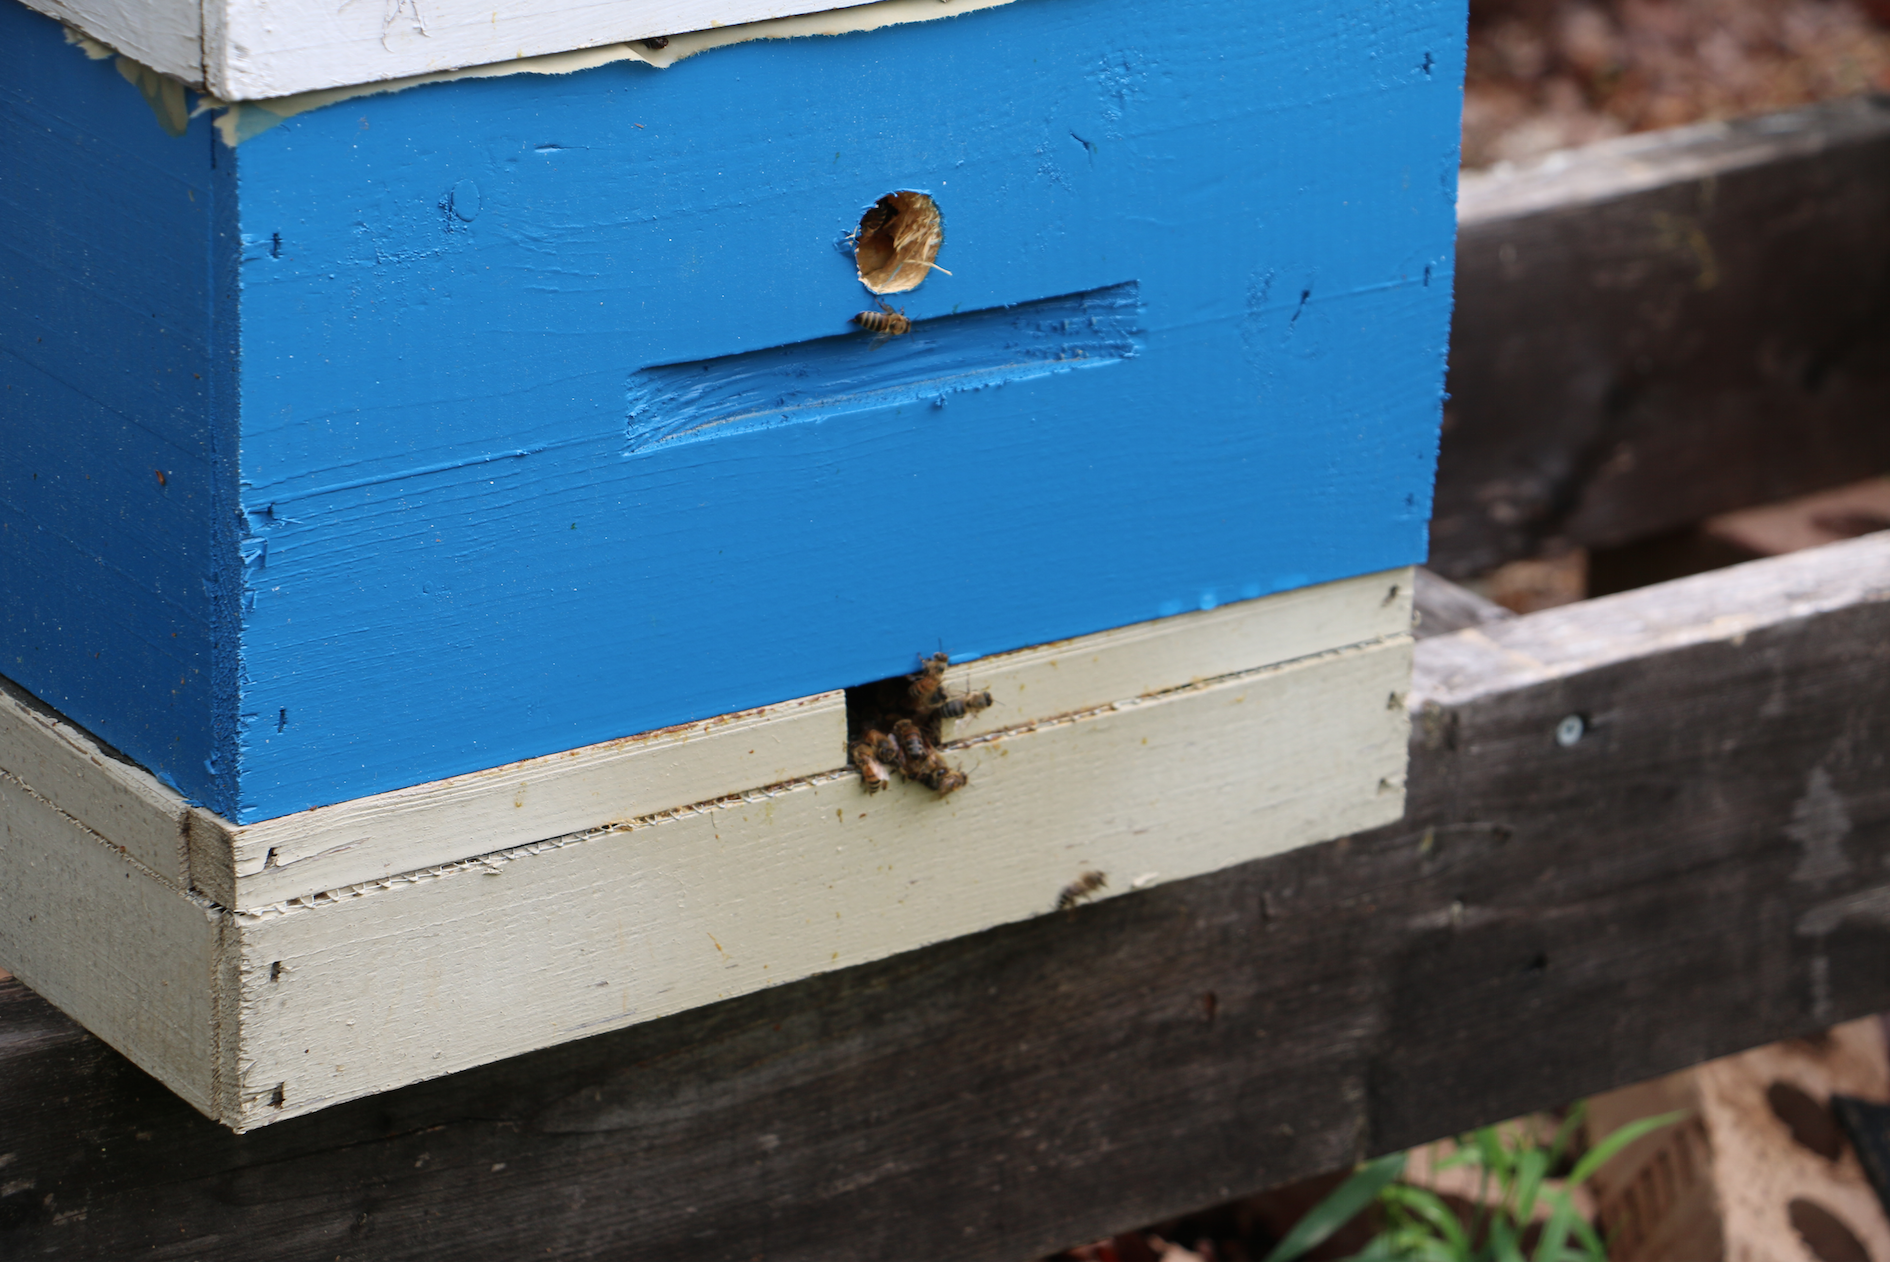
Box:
[0,0,1465,1127]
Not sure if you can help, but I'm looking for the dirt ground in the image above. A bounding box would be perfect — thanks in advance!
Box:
[1463,0,1890,167]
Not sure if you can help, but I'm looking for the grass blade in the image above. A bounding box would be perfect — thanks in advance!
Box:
[1261,1153,1408,1262]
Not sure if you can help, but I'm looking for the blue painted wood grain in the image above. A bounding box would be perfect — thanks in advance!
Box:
[626,282,1141,452]
[0,1,241,802]
[5,0,1465,821]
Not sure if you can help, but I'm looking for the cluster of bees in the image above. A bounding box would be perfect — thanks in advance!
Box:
[849,653,992,798]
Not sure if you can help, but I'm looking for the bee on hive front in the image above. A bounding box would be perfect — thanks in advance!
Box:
[850,739,892,793]
[1057,870,1108,913]
[889,719,932,768]
[906,652,949,709]
[932,689,993,721]
[851,298,913,342]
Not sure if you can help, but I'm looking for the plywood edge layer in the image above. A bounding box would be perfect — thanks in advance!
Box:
[0,769,226,1117]
[232,635,1412,1127]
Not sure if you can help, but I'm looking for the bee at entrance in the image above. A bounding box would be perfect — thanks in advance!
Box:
[851,298,913,344]
[850,739,892,793]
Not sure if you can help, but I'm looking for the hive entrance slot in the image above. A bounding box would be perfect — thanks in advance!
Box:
[844,654,991,797]
[854,192,945,295]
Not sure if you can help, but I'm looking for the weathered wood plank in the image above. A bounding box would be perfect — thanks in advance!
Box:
[0,535,1884,1257]
[1435,97,1890,578]
[1413,567,1512,639]
[940,570,1412,743]
[3,570,1407,915]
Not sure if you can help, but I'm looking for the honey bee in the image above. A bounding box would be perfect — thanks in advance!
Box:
[924,765,969,796]
[1056,870,1108,912]
[889,718,932,767]
[850,740,891,793]
[907,651,949,708]
[856,199,897,241]
[852,298,913,342]
[932,689,994,720]
[863,727,900,767]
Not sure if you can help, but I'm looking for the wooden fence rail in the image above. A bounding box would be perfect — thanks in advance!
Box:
[1434,95,1890,577]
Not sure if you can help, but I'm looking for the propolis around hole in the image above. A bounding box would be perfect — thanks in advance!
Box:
[854,191,945,294]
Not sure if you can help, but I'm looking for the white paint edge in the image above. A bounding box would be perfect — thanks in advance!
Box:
[33,0,1016,110]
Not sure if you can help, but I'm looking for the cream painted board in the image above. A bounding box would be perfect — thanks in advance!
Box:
[0,771,227,1116]
[209,690,847,910]
[0,576,1413,1129]
[0,572,1407,911]
[939,570,1414,742]
[236,635,1409,1127]
[224,571,1406,908]
[30,0,1002,101]
[0,678,192,885]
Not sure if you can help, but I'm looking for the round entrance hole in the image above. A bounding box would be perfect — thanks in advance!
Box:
[854,191,944,295]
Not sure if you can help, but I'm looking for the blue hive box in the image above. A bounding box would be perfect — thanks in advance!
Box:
[0,0,1462,1126]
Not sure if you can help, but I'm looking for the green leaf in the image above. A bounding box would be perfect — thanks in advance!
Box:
[1262,1153,1408,1262]
[1475,1127,1507,1177]
[1511,1147,1551,1223]
[1563,1112,1688,1191]
[1529,1188,1584,1262]
[1379,1185,1471,1253]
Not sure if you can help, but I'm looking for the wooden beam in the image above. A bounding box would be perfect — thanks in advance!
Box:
[1434,97,1890,578]
[1,536,1885,1257]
